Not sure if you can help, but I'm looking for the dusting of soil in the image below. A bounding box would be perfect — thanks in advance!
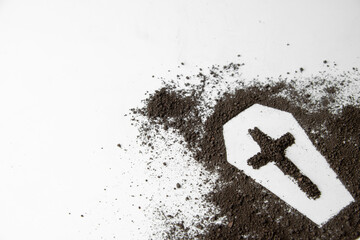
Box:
[130,61,360,239]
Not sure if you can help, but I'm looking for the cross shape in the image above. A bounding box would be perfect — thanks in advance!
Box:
[248,127,321,199]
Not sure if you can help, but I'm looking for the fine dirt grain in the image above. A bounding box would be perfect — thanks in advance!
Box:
[130,63,360,239]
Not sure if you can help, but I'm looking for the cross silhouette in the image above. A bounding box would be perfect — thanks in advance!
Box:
[248,127,321,199]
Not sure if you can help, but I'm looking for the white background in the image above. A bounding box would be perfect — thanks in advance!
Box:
[0,0,360,239]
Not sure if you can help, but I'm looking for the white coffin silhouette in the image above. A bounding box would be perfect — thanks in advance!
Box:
[223,104,354,226]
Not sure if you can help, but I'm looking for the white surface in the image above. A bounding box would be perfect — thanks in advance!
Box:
[223,104,354,226]
[0,0,359,239]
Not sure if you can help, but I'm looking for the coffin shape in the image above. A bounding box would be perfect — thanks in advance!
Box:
[223,104,354,226]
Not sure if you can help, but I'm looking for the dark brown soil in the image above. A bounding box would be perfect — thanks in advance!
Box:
[131,64,360,239]
[196,86,360,240]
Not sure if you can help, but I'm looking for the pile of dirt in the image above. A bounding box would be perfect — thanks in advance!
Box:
[130,62,360,239]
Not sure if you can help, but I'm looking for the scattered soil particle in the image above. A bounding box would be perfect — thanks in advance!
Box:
[131,62,360,239]
[195,83,359,239]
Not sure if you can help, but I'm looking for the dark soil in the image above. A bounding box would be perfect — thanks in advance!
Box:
[131,64,360,239]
